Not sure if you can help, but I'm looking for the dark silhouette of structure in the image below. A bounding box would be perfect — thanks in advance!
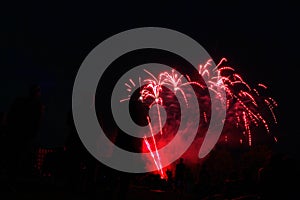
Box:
[166,168,173,190]
[5,84,44,181]
[174,158,186,196]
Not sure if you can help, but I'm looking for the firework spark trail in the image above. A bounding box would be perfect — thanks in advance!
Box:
[139,68,204,178]
[257,83,278,124]
[119,78,142,103]
[146,116,164,178]
[199,57,278,146]
[120,68,204,178]
[140,80,164,135]
[119,75,165,177]
[119,74,165,177]
[119,58,278,176]
[143,136,161,176]
[140,67,204,135]
[264,97,278,124]
[158,69,205,107]
[138,76,165,177]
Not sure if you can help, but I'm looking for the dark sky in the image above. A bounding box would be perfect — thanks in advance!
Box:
[1,1,299,156]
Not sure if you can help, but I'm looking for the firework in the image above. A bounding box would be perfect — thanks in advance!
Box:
[119,58,278,177]
[138,68,203,178]
[199,58,278,146]
[120,67,203,178]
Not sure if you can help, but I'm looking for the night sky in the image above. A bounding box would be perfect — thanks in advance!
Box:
[1,1,299,158]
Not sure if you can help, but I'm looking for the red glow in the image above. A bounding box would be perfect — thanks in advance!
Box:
[120,57,278,177]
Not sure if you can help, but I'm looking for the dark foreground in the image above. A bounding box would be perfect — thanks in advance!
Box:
[1,173,294,200]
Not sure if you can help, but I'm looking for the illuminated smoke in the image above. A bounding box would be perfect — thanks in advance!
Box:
[119,57,278,177]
